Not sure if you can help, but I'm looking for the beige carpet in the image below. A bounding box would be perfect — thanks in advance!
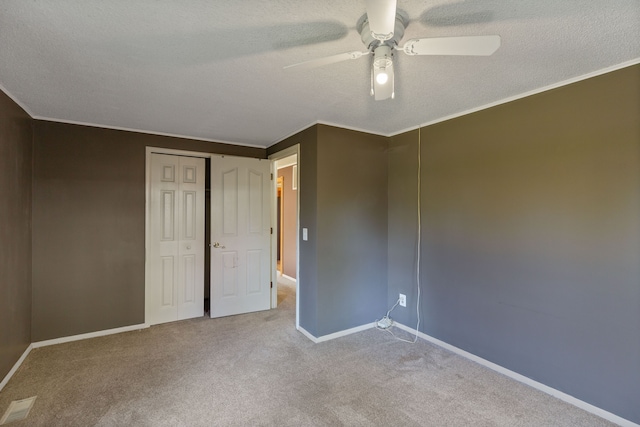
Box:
[0,281,614,426]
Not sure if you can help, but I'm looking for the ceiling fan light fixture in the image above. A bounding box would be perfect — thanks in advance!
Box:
[373,45,392,69]
[372,46,394,100]
[376,71,389,85]
[373,45,392,85]
[284,2,500,102]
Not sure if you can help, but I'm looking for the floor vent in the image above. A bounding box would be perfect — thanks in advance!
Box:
[0,396,37,425]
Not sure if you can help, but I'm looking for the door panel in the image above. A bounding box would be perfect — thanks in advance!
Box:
[161,256,175,306]
[222,168,238,235]
[211,155,271,318]
[148,153,205,325]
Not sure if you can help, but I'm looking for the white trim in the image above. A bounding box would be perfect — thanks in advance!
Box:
[316,120,387,138]
[145,146,264,160]
[270,161,278,310]
[269,59,640,147]
[297,322,376,344]
[270,123,319,147]
[31,324,149,349]
[275,154,297,170]
[282,274,297,283]
[32,117,266,149]
[291,165,297,190]
[270,120,387,147]
[3,59,637,150]
[392,322,639,427]
[296,326,320,343]
[408,58,640,134]
[267,144,299,161]
[0,84,35,117]
[0,344,33,392]
[2,324,148,390]
[268,145,301,330]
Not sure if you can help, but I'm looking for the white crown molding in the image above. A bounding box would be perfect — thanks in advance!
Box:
[5,59,638,151]
[270,59,640,146]
[0,83,35,117]
[391,58,640,137]
[270,122,320,147]
[30,116,267,149]
[316,120,388,138]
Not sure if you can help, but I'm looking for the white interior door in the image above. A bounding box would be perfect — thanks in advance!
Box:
[210,155,271,318]
[148,153,205,325]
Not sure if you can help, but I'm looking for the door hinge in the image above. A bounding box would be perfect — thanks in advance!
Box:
[270,281,273,289]
[270,227,273,234]
[271,173,273,180]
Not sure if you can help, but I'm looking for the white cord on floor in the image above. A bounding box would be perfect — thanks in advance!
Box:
[375,299,401,331]
[377,128,422,344]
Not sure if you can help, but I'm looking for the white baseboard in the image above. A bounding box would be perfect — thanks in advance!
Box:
[31,323,149,349]
[297,322,375,344]
[296,326,318,342]
[0,344,33,392]
[392,322,638,427]
[282,274,297,282]
[1,323,149,392]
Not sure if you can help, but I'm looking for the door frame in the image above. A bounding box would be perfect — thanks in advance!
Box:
[144,147,212,325]
[268,144,300,329]
[145,147,278,324]
[276,176,284,274]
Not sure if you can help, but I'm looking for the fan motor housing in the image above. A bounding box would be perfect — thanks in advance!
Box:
[358,13,407,51]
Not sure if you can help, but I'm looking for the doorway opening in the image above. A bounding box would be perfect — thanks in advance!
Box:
[145,147,287,326]
[204,157,211,315]
[269,146,300,328]
[276,176,284,274]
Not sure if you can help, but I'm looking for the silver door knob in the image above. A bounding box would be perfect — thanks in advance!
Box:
[212,242,225,248]
[186,245,191,250]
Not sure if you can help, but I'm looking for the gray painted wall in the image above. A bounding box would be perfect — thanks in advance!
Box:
[273,125,388,337]
[387,129,419,327]
[0,91,32,379]
[388,64,640,423]
[277,126,319,336]
[315,125,388,336]
[32,121,265,341]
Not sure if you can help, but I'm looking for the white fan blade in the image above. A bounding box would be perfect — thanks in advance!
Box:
[365,0,397,41]
[401,35,501,56]
[284,51,368,71]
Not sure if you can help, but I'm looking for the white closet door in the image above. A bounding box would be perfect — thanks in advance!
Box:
[210,155,271,318]
[148,153,205,325]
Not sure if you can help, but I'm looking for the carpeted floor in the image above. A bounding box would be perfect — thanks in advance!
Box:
[0,280,614,426]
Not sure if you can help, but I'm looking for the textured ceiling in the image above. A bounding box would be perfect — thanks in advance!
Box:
[0,1,638,148]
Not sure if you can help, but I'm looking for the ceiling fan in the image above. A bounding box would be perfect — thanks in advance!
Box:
[284,0,501,100]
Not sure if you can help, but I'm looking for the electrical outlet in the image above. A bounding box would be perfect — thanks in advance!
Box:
[399,293,406,307]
